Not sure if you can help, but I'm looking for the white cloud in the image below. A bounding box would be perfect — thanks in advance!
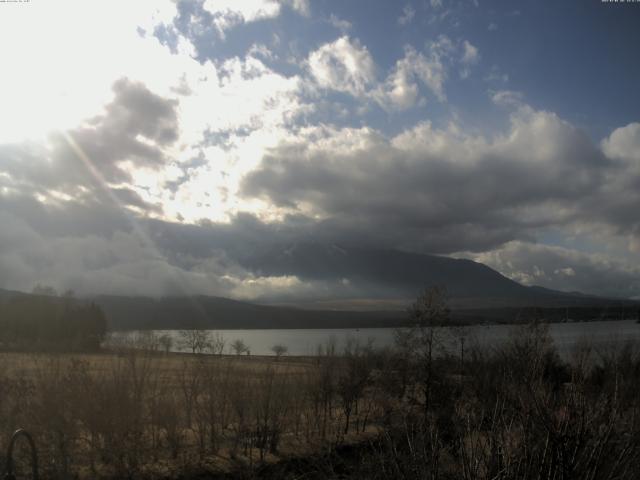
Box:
[203,0,309,39]
[307,36,377,97]
[281,0,311,17]
[242,102,620,259]
[305,34,463,110]
[414,39,451,100]
[601,122,640,163]
[159,52,312,222]
[304,34,478,112]
[374,48,422,110]
[491,89,524,107]
[459,40,480,78]
[248,43,276,60]
[328,13,352,32]
[398,4,416,25]
[470,241,640,298]
[555,267,576,277]
[461,41,479,65]
[597,122,640,253]
[374,40,450,110]
[485,65,510,84]
[378,71,420,110]
[1,2,639,301]
[0,0,314,226]
[203,0,282,38]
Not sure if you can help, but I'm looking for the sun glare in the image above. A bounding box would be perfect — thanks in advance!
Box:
[0,0,177,143]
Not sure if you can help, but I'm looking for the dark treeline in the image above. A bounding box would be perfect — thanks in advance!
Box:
[2,288,638,331]
[0,294,107,351]
[93,294,640,331]
[94,294,407,330]
[454,304,640,324]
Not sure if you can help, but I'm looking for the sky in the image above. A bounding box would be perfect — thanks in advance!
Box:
[1,0,640,303]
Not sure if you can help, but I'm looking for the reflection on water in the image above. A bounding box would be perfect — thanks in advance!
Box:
[109,320,640,357]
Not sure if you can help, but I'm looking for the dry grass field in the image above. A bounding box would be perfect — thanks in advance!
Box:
[3,320,640,479]
[0,346,382,479]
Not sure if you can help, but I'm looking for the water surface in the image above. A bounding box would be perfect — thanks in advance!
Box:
[111,320,640,357]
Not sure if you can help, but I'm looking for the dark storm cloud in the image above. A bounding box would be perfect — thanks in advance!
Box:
[1,91,640,299]
[242,109,610,254]
[0,192,132,238]
[2,187,640,299]
[110,188,163,214]
[0,78,178,212]
[596,123,640,242]
[58,77,179,184]
[0,194,355,300]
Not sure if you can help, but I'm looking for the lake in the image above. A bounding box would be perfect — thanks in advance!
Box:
[111,319,640,357]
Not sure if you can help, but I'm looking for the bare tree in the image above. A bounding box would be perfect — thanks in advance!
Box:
[134,331,160,352]
[230,338,248,356]
[208,332,226,355]
[178,329,211,354]
[449,324,470,377]
[158,334,173,354]
[337,339,373,434]
[271,344,288,360]
[405,285,450,413]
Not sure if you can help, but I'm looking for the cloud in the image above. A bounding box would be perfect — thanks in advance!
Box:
[593,123,640,248]
[202,0,309,38]
[375,44,447,109]
[1,2,639,302]
[470,241,640,299]
[601,122,640,163]
[241,106,612,256]
[307,36,377,97]
[0,198,322,300]
[461,40,479,64]
[375,36,479,110]
[0,78,179,215]
[491,89,524,107]
[398,5,416,25]
[156,0,308,57]
[280,0,311,16]
[304,34,475,111]
[485,65,510,84]
[460,40,480,78]
[202,0,295,38]
[2,110,640,300]
[1,37,314,224]
[0,0,184,144]
[328,14,352,32]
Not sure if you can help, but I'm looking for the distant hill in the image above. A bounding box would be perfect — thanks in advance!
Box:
[0,288,26,299]
[89,294,639,331]
[234,243,627,308]
[1,246,638,330]
[89,294,406,330]
[237,243,529,300]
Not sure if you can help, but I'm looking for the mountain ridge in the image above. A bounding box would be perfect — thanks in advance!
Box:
[1,248,638,329]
